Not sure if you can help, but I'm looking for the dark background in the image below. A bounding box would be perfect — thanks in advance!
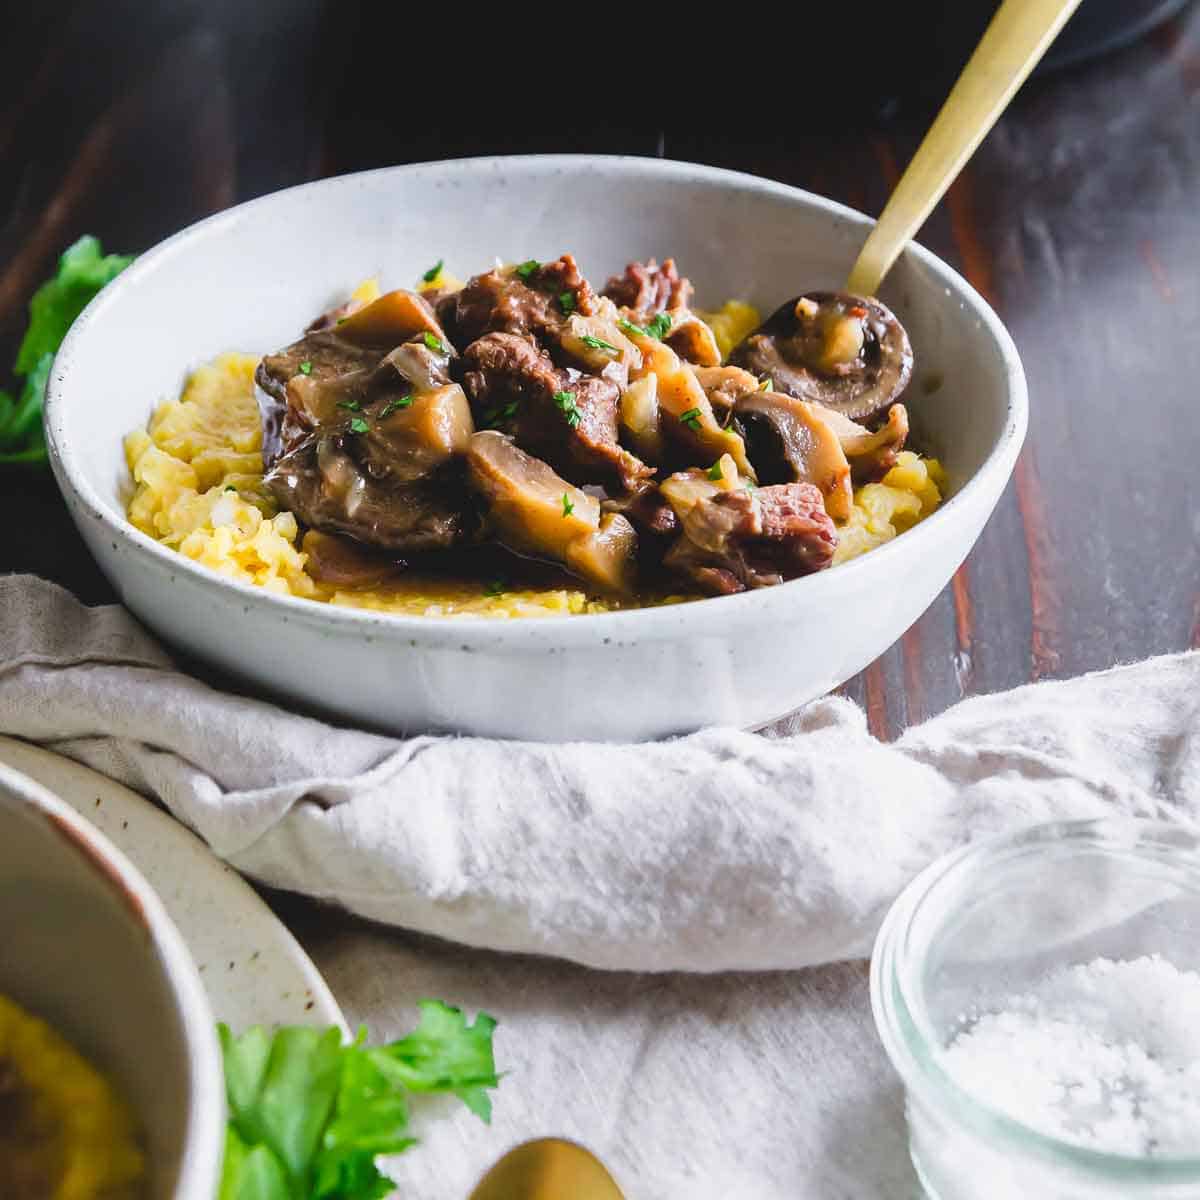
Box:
[3,0,1198,738]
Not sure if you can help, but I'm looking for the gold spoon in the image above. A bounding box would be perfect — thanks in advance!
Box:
[846,0,1084,297]
[468,1138,625,1200]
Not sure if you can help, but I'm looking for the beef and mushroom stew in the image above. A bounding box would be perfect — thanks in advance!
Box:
[125,257,945,617]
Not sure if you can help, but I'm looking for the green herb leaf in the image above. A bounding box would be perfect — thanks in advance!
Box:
[679,406,702,432]
[0,237,132,467]
[337,399,363,412]
[349,417,370,434]
[553,390,581,429]
[515,259,540,280]
[218,1004,499,1200]
[421,259,444,283]
[580,334,617,353]
[645,311,672,339]
[379,395,414,418]
[707,460,724,481]
[561,493,575,517]
[557,291,576,315]
[15,236,133,376]
[299,361,313,376]
[484,579,506,598]
[617,317,648,337]
[422,332,450,354]
[483,400,519,429]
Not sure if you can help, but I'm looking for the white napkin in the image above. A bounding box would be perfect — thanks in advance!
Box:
[2,574,1198,973]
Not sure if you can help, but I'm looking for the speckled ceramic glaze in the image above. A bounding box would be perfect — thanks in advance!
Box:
[44,156,1027,741]
[0,761,224,1200]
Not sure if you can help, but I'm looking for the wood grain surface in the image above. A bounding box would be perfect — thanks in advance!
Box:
[3,0,1197,739]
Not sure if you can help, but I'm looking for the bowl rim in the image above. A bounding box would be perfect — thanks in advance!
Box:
[44,153,1028,648]
[870,816,1200,1179]
[0,760,226,1200]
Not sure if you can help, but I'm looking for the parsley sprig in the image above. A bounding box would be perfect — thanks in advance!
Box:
[0,236,133,466]
[557,291,576,315]
[515,260,540,280]
[553,390,581,429]
[379,395,414,418]
[616,311,672,340]
[218,1002,500,1200]
[580,334,617,353]
[679,407,702,432]
[423,332,450,354]
[421,259,444,283]
[561,493,575,517]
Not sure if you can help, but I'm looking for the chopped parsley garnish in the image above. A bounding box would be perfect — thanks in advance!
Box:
[423,331,450,354]
[515,259,540,280]
[349,417,370,434]
[679,406,703,432]
[759,376,772,391]
[645,311,672,339]
[561,493,575,517]
[617,317,648,337]
[744,479,758,491]
[484,400,519,428]
[580,334,617,353]
[337,399,362,411]
[422,259,444,283]
[379,395,414,418]
[553,390,581,428]
[484,579,506,597]
[557,291,576,314]
[707,460,724,481]
[298,360,313,376]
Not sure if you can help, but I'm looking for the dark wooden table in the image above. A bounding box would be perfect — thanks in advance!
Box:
[4,0,1198,741]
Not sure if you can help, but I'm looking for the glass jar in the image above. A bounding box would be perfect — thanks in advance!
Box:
[871,820,1200,1198]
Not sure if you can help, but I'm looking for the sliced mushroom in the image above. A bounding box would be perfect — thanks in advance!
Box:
[629,335,756,479]
[619,374,665,463]
[466,431,599,558]
[334,288,447,347]
[359,384,475,484]
[665,315,722,367]
[735,391,853,521]
[465,431,637,593]
[565,513,638,595]
[811,402,910,482]
[729,291,912,422]
[558,302,642,382]
[691,365,761,421]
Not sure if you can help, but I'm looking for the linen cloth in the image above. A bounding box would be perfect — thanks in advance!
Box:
[4,572,1200,1198]
[2,574,1198,975]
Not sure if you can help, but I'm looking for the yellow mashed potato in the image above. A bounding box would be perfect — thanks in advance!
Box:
[124,323,944,618]
[0,994,144,1200]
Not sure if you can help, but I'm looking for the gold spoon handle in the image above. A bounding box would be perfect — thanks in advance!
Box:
[846,0,1084,297]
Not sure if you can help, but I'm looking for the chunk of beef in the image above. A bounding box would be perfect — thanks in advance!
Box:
[660,472,837,595]
[603,258,693,314]
[462,332,651,491]
[265,431,476,552]
[441,254,597,348]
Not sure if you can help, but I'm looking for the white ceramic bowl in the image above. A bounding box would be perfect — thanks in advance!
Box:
[45,156,1026,742]
[0,762,224,1199]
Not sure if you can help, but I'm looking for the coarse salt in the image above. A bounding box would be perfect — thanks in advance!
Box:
[939,955,1200,1158]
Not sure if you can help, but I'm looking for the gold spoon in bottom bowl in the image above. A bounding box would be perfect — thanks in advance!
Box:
[468,1138,626,1200]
